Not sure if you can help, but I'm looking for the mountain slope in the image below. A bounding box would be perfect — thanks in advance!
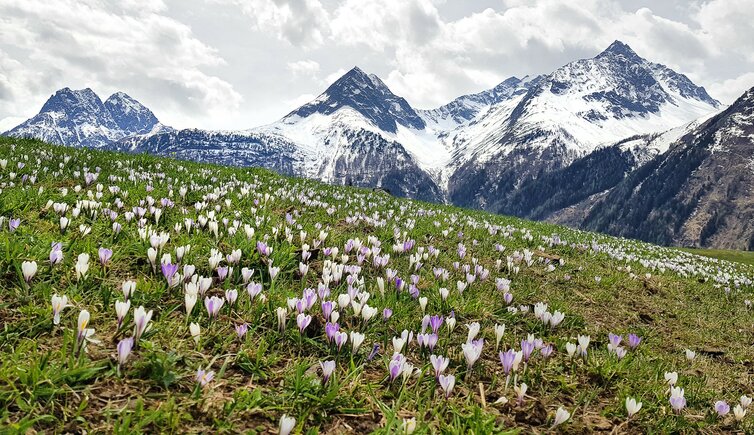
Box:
[448,40,721,214]
[581,86,754,249]
[3,88,165,148]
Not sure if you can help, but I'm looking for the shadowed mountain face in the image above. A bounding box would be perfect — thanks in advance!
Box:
[580,86,754,249]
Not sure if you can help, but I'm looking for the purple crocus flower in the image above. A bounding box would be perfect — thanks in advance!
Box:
[500,349,517,375]
[715,400,730,416]
[98,247,113,266]
[296,313,312,333]
[367,343,380,361]
[235,323,248,339]
[204,295,224,318]
[608,333,622,348]
[8,218,20,232]
[383,308,393,320]
[503,292,513,305]
[217,266,229,282]
[256,241,271,256]
[247,282,263,300]
[429,315,443,334]
[333,331,348,351]
[325,322,339,342]
[50,242,63,265]
[388,354,405,382]
[628,333,642,349]
[161,263,179,282]
[320,360,336,384]
[521,339,535,362]
[225,289,238,306]
[541,344,554,359]
[117,337,134,367]
[196,368,215,387]
[321,301,335,320]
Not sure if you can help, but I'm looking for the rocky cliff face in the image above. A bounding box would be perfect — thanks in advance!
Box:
[581,86,754,249]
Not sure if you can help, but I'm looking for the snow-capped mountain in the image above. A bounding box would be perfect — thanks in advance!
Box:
[581,85,754,249]
[3,88,168,148]
[3,40,737,247]
[418,75,542,129]
[447,40,721,211]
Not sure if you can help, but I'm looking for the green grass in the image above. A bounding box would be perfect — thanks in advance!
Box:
[678,247,754,267]
[0,137,753,433]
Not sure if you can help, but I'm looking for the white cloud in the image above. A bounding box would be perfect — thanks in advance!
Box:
[708,72,754,105]
[224,0,330,48]
[2,0,753,129]
[287,60,320,77]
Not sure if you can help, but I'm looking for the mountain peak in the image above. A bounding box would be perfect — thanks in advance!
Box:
[5,86,162,148]
[104,92,159,135]
[600,40,640,59]
[285,67,425,132]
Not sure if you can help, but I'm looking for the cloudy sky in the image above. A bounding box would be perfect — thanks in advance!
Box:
[1,0,752,131]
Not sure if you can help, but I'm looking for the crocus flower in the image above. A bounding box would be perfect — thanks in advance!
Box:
[350,331,365,353]
[247,282,263,301]
[494,324,505,349]
[383,308,393,320]
[320,360,336,384]
[204,296,224,319]
[462,339,483,370]
[430,354,449,378]
[715,400,730,416]
[190,322,200,344]
[466,322,480,343]
[685,349,696,361]
[276,307,287,332]
[734,404,746,421]
[115,299,130,329]
[133,306,153,342]
[50,243,63,265]
[515,383,528,406]
[117,337,134,367]
[235,323,248,339]
[75,253,90,281]
[438,374,455,398]
[541,344,554,359]
[21,260,37,283]
[664,371,678,387]
[670,387,686,413]
[98,247,113,266]
[499,349,517,375]
[741,395,752,409]
[122,280,136,300]
[628,333,641,349]
[401,417,416,434]
[76,310,98,350]
[196,368,215,387]
[279,415,296,435]
[225,289,238,306]
[577,335,590,357]
[626,397,642,418]
[521,339,535,363]
[296,313,312,333]
[51,294,69,325]
[552,407,570,428]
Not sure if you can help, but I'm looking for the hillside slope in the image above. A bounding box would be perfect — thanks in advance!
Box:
[582,86,754,249]
[0,136,752,433]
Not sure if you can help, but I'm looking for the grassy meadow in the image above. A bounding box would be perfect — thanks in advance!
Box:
[0,137,752,433]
